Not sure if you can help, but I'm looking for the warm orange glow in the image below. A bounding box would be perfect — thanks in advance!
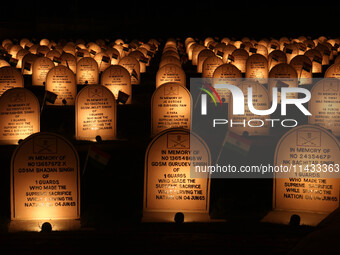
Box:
[0,66,24,96]
[75,85,116,141]
[151,83,191,136]
[76,57,99,85]
[0,88,40,145]
[32,57,55,86]
[156,64,186,88]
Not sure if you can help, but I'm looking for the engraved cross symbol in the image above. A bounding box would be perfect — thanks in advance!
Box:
[301,132,318,146]
[37,139,52,153]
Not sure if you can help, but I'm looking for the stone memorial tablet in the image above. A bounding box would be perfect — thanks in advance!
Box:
[0,66,24,96]
[197,49,215,73]
[143,128,211,222]
[309,78,340,137]
[0,88,40,145]
[100,65,132,104]
[263,125,340,226]
[45,66,77,106]
[32,57,55,86]
[94,52,111,73]
[231,49,249,73]
[151,83,191,136]
[119,56,140,85]
[245,53,268,84]
[156,64,186,88]
[202,56,223,78]
[60,53,77,75]
[75,85,116,141]
[268,63,298,103]
[325,63,340,79]
[10,132,80,231]
[212,63,242,103]
[289,55,312,85]
[76,57,99,85]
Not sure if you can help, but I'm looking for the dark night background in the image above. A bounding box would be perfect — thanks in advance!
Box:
[1,1,339,40]
[0,1,339,254]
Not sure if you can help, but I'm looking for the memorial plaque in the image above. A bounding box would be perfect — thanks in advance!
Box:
[192,44,206,66]
[212,63,242,103]
[22,53,38,75]
[119,56,140,85]
[94,52,111,73]
[45,66,77,106]
[60,53,77,74]
[159,56,182,68]
[202,56,223,78]
[229,81,270,136]
[76,57,99,85]
[268,50,287,71]
[268,63,298,103]
[75,85,116,141]
[304,49,323,73]
[0,88,40,145]
[289,55,312,85]
[309,78,340,137]
[265,125,340,225]
[151,83,191,136]
[143,128,211,222]
[231,49,249,73]
[245,53,268,84]
[32,57,55,86]
[100,65,132,104]
[10,132,80,228]
[197,49,215,73]
[156,64,186,88]
[325,63,340,79]
[129,50,147,73]
[221,44,237,63]
[283,43,299,63]
[0,66,24,96]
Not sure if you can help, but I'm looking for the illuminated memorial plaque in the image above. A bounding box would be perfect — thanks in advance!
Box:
[76,57,99,85]
[268,63,298,103]
[151,83,191,136]
[0,66,24,96]
[0,88,40,145]
[197,49,215,73]
[325,63,340,79]
[156,64,186,88]
[119,56,140,85]
[159,56,182,68]
[268,50,287,71]
[22,54,38,75]
[212,63,242,103]
[245,53,268,84]
[10,132,80,231]
[229,81,270,136]
[231,49,249,73]
[192,44,206,66]
[262,125,340,226]
[309,78,340,136]
[94,52,111,73]
[289,55,312,85]
[143,128,211,222]
[60,53,77,74]
[100,65,132,104]
[32,57,55,86]
[202,56,223,78]
[75,85,116,141]
[304,49,323,73]
[45,66,77,106]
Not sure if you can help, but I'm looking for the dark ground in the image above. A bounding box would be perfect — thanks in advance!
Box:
[0,38,338,254]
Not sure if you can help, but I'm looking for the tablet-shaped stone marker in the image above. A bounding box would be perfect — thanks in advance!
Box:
[263,125,340,226]
[32,57,55,86]
[119,56,140,85]
[156,64,186,88]
[101,65,132,104]
[0,88,40,145]
[143,128,211,222]
[309,78,340,137]
[151,83,191,137]
[75,85,116,141]
[0,66,24,96]
[45,66,77,106]
[10,132,80,231]
[245,53,268,84]
[76,57,99,85]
